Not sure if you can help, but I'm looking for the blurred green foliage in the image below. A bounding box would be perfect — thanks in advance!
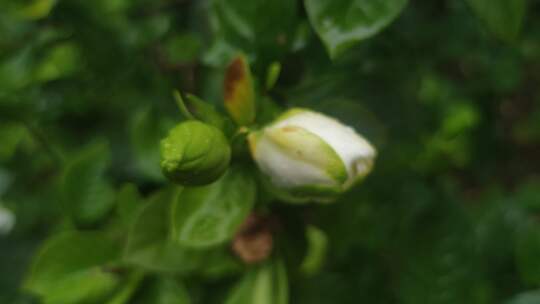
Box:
[1,0,540,303]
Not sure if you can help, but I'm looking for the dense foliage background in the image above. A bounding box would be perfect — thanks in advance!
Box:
[1,0,540,303]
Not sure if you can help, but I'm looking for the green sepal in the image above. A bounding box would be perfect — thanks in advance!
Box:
[256,172,341,204]
[265,125,348,186]
[173,91,229,130]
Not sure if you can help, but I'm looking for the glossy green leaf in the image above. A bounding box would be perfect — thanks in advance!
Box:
[124,186,241,276]
[467,0,527,42]
[304,0,408,58]
[62,142,115,225]
[225,259,288,304]
[172,166,256,248]
[123,187,193,273]
[24,231,121,304]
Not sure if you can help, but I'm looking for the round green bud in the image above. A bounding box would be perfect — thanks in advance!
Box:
[160,120,231,185]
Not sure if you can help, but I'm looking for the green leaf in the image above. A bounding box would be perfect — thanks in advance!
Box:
[133,277,191,304]
[208,0,298,63]
[124,186,241,276]
[304,0,408,58]
[225,259,288,304]
[172,166,256,248]
[24,231,121,304]
[116,184,143,229]
[467,0,527,42]
[123,187,191,273]
[62,142,115,225]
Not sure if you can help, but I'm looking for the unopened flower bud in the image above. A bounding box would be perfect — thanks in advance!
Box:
[248,108,376,202]
[160,121,231,185]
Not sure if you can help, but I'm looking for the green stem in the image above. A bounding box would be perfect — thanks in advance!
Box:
[173,90,195,120]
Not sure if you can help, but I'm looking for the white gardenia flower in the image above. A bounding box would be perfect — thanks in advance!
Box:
[248,108,376,202]
[0,205,15,235]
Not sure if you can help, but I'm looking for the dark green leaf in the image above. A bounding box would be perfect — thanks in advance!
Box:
[208,0,298,63]
[304,0,408,58]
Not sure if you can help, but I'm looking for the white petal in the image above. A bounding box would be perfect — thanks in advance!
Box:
[272,110,376,183]
[253,134,336,188]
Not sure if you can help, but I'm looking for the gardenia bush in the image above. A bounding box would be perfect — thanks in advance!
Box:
[1,0,539,303]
